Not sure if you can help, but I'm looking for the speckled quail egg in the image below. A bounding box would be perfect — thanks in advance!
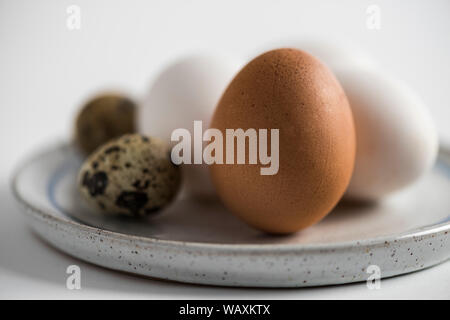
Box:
[75,93,137,155]
[78,134,181,217]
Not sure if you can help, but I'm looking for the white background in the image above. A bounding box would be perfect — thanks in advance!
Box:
[0,0,449,299]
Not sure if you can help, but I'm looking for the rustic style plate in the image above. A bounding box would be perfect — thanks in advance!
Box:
[11,143,450,287]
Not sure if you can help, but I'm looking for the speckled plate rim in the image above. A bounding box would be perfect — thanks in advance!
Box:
[10,142,450,254]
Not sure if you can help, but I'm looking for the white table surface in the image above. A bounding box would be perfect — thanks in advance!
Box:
[0,0,449,299]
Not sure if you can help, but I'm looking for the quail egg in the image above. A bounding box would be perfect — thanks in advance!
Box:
[75,93,137,155]
[78,134,181,217]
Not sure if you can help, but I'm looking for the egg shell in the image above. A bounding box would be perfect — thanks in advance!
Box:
[78,134,181,217]
[256,38,378,72]
[138,54,242,198]
[209,48,356,234]
[75,93,136,155]
[295,39,378,71]
[336,67,439,200]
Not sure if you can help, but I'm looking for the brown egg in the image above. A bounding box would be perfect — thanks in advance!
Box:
[209,48,356,234]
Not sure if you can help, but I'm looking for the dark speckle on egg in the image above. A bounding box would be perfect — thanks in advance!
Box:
[104,146,122,154]
[81,171,108,197]
[115,191,149,216]
[132,180,150,190]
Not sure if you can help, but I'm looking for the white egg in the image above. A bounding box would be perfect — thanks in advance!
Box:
[335,67,439,200]
[138,54,242,198]
[257,38,378,71]
[297,39,378,71]
[289,40,438,199]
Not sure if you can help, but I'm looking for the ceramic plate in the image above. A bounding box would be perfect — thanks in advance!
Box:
[11,143,450,287]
